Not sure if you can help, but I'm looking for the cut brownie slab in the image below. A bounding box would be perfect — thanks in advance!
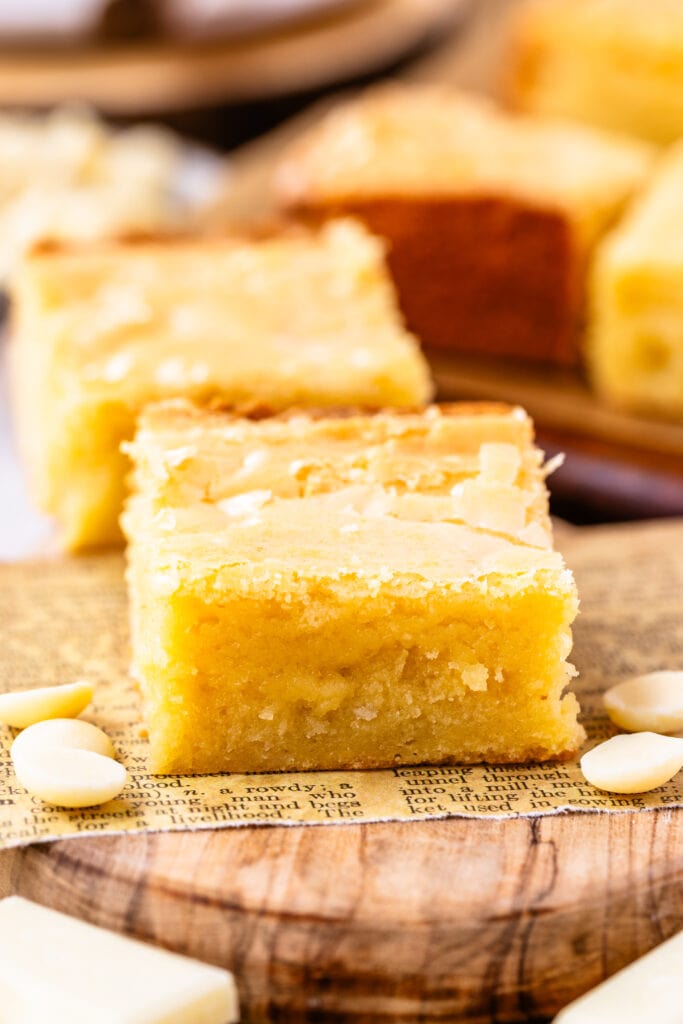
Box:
[275,85,653,365]
[10,219,431,549]
[123,400,583,774]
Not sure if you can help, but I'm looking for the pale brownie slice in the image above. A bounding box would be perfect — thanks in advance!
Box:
[123,400,583,774]
[275,85,653,365]
[588,142,683,420]
[10,219,431,550]
[509,0,683,146]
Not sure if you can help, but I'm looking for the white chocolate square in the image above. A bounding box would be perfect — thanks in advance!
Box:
[0,897,239,1024]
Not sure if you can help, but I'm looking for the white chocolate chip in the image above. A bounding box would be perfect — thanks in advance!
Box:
[155,356,186,387]
[12,747,127,808]
[11,719,124,807]
[239,449,268,475]
[604,671,683,734]
[288,458,309,478]
[580,733,683,794]
[164,445,196,469]
[11,718,116,761]
[98,350,133,383]
[462,664,488,692]
[217,489,272,518]
[450,479,527,535]
[478,443,521,485]
[543,452,565,478]
[0,680,93,728]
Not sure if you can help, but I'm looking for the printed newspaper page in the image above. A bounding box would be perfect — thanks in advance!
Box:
[0,519,681,849]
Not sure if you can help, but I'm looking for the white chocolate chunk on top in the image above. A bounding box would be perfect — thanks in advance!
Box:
[478,443,521,485]
[0,680,93,728]
[0,896,239,1024]
[217,489,273,519]
[11,717,116,759]
[580,733,683,794]
[450,479,528,535]
[11,746,127,808]
[553,929,683,1024]
[604,671,683,734]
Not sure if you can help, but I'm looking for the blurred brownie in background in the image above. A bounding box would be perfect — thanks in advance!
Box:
[589,141,683,421]
[274,85,653,367]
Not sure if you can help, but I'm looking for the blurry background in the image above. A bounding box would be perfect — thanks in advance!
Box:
[0,0,475,146]
[0,0,682,557]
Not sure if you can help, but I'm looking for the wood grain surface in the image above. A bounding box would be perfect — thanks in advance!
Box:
[1,5,680,1022]
[1,808,680,1022]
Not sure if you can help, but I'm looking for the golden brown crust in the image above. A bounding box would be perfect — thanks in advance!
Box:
[292,194,581,366]
[296,747,584,771]
[24,217,312,262]
[140,397,527,431]
[160,744,583,774]
[26,230,195,259]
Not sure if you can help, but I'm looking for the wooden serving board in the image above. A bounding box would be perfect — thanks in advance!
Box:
[1,808,681,1022]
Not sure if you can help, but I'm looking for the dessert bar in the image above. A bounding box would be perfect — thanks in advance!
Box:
[588,142,683,420]
[275,85,653,365]
[510,0,683,146]
[11,219,431,548]
[123,400,582,774]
